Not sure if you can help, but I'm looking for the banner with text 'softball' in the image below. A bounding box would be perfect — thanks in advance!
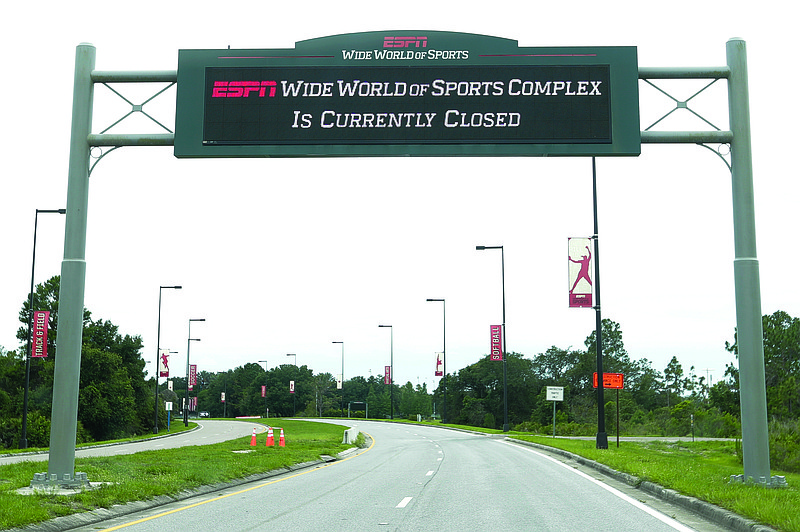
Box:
[568,237,593,308]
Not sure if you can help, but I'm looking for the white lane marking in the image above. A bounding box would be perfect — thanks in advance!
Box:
[498,441,695,532]
[396,497,413,508]
[426,471,434,476]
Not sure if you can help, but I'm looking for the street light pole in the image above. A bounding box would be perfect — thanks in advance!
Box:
[332,341,344,417]
[184,318,204,427]
[378,325,393,420]
[426,299,446,424]
[21,208,66,449]
[591,158,609,449]
[154,285,182,434]
[476,245,509,432]
[286,353,297,416]
[258,360,268,418]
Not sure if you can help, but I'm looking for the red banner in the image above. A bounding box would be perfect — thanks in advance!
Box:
[568,237,594,308]
[158,349,170,377]
[435,353,443,377]
[289,380,295,393]
[384,365,391,385]
[490,325,503,361]
[261,385,266,398]
[32,311,50,358]
[189,364,197,390]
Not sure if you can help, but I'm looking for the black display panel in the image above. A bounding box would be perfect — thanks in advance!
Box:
[202,65,612,146]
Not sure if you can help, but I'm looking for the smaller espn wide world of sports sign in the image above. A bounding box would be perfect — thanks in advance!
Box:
[175,31,639,157]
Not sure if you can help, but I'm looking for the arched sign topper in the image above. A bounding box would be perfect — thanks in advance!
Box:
[174,31,640,157]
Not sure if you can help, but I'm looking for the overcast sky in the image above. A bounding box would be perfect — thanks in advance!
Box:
[1,1,796,394]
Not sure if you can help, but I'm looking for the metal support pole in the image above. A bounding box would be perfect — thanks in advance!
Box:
[500,248,509,432]
[259,360,268,418]
[593,158,608,449]
[727,38,771,484]
[36,43,96,488]
[390,328,394,420]
[333,341,344,417]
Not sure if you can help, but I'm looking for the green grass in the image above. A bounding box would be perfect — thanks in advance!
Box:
[0,420,353,530]
[512,435,800,532]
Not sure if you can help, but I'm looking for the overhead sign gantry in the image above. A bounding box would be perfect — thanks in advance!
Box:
[41,32,775,492]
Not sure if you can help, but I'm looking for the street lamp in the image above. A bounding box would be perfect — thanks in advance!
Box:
[426,298,446,424]
[21,208,66,449]
[184,318,205,427]
[154,285,182,434]
[378,325,393,420]
[332,341,344,417]
[286,353,297,416]
[476,245,509,432]
[258,360,268,418]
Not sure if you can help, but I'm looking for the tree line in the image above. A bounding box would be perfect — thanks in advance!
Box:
[1,276,798,463]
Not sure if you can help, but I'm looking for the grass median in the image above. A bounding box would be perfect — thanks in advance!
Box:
[0,420,355,530]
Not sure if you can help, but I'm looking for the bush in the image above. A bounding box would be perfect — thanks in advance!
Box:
[0,412,92,449]
[513,421,544,434]
[770,419,800,473]
[483,413,496,429]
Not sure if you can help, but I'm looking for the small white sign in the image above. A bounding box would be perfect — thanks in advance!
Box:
[165,401,173,411]
[546,386,564,401]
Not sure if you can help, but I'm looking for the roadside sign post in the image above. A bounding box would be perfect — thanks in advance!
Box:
[546,386,564,437]
[165,401,172,431]
[593,372,623,447]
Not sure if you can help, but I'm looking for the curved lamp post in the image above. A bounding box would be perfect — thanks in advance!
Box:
[184,318,204,427]
[378,325,393,420]
[476,245,509,432]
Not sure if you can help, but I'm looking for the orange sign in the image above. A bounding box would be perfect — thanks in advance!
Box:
[593,372,624,389]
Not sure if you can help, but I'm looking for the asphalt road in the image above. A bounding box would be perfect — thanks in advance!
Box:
[0,419,261,466]
[58,420,734,532]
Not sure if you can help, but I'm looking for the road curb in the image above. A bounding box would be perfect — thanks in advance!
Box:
[508,438,778,532]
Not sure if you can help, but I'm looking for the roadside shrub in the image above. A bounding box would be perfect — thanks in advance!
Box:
[554,421,595,436]
[513,421,544,434]
[770,419,800,473]
[0,412,92,449]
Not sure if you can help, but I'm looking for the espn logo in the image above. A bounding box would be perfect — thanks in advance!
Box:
[383,36,428,48]
[212,81,277,98]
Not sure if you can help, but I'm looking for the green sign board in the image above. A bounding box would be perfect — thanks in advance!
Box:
[174,31,640,158]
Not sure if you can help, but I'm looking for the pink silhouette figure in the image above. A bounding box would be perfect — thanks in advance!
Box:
[569,245,592,293]
[160,352,169,373]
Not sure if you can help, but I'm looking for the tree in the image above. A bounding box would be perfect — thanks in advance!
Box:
[83,318,150,434]
[9,275,152,442]
[663,356,685,407]
[78,346,137,440]
[726,310,800,419]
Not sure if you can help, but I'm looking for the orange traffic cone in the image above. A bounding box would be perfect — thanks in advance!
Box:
[266,426,274,446]
[250,428,257,446]
[278,428,286,447]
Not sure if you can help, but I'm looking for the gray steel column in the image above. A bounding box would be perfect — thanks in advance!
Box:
[44,43,95,487]
[727,38,770,483]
